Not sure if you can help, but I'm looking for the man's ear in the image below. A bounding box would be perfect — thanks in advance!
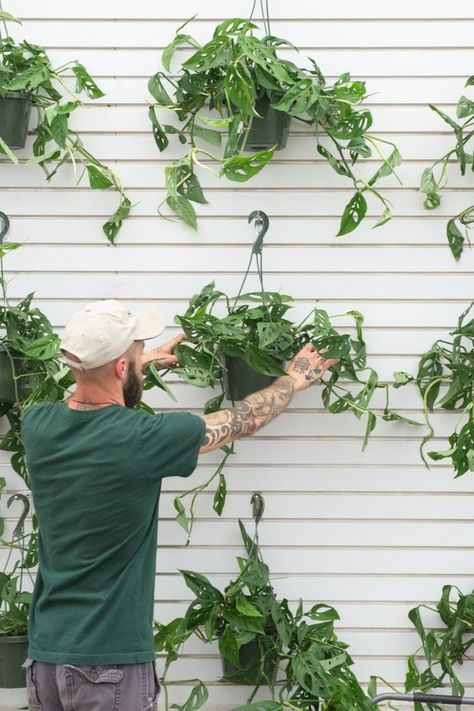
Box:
[115,356,128,381]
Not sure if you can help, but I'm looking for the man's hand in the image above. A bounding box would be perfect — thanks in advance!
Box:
[142,333,186,371]
[286,343,339,391]
[200,344,339,454]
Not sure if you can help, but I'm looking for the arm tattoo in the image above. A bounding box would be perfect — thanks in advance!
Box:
[202,376,296,450]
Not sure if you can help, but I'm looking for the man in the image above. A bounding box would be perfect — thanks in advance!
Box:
[21,299,338,711]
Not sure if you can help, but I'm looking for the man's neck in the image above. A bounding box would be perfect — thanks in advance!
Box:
[66,388,124,410]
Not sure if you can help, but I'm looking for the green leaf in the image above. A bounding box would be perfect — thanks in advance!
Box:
[181,569,222,601]
[457,95,474,119]
[221,148,275,183]
[305,603,339,622]
[362,411,376,451]
[317,144,351,177]
[162,34,195,72]
[213,473,226,515]
[256,322,283,349]
[102,196,131,243]
[219,625,240,666]
[368,147,402,186]
[86,165,114,189]
[50,114,68,148]
[148,107,169,152]
[429,104,460,131]
[337,192,367,236]
[204,393,224,414]
[243,345,287,377]
[177,171,207,205]
[235,596,263,618]
[393,371,414,388]
[147,363,177,402]
[0,11,22,23]
[148,73,173,104]
[166,195,197,229]
[193,123,222,146]
[71,63,105,99]
[175,681,208,711]
[198,115,233,129]
[446,218,465,261]
[16,334,60,360]
[320,651,347,671]
[174,497,190,533]
[0,137,18,164]
[6,64,49,91]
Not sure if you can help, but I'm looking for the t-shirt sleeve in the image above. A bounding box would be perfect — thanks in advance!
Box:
[138,411,206,480]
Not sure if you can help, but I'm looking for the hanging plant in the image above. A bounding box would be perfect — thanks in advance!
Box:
[394,302,474,477]
[154,519,373,711]
[0,10,130,242]
[0,213,73,487]
[148,16,401,233]
[404,585,474,705]
[419,76,474,260]
[169,214,421,540]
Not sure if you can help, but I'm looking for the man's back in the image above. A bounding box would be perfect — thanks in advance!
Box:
[22,402,205,664]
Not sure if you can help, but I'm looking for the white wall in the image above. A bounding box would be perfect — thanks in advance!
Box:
[1,1,474,707]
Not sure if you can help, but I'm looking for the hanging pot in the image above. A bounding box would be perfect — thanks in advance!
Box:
[245,92,290,152]
[0,91,32,149]
[223,354,280,401]
[0,635,28,688]
[220,636,278,685]
[0,347,18,403]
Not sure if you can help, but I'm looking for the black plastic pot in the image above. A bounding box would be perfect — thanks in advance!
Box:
[0,635,28,688]
[221,637,278,685]
[223,355,278,401]
[245,92,290,152]
[0,347,17,403]
[0,91,32,149]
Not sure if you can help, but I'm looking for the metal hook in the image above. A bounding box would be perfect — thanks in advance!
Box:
[0,211,10,244]
[250,492,265,525]
[7,493,30,541]
[248,210,269,255]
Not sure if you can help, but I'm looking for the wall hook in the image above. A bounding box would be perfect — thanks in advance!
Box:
[7,493,30,541]
[248,210,269,255]
[0,212,10,244]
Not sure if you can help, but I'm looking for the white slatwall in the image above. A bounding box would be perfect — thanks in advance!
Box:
[1,2,474,708]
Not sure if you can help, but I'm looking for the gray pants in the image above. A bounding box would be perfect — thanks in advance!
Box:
[24,658,160,711]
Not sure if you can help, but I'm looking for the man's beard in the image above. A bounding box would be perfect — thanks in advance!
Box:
[123,363,143,408]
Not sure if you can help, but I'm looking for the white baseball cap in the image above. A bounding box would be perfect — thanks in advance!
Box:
[60,299,166,371]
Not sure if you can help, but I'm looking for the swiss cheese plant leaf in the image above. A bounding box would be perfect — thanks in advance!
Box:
[87,165,114,189]
[337,192,367,236]
[148,72,173,104]
[244,345,287,377]
[162,34,196,72]
[71,63,105,99]
[446,218,465,260]
[221,148,275,182]
[166,195,198,229]
[148,106,169,152]
[213,473,227,515]
[102,196,132,244]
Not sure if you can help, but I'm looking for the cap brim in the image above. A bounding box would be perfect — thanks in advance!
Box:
[134,310,166,340]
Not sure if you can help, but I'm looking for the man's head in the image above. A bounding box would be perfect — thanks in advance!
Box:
[61,300,165,407]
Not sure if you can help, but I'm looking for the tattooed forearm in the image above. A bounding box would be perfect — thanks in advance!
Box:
[201,376,296,452]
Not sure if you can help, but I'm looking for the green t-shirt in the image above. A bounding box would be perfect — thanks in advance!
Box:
[21,402,206,665]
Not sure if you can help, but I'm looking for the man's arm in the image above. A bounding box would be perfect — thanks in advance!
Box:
[200,343,339,454]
